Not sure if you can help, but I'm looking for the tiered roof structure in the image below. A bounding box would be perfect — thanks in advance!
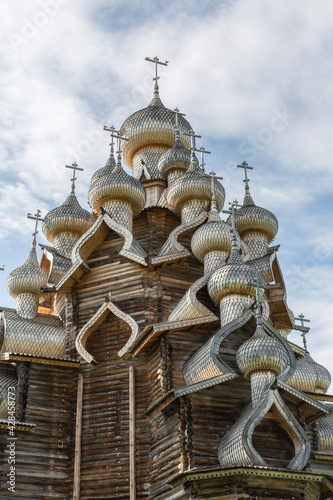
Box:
[0,57,332,500]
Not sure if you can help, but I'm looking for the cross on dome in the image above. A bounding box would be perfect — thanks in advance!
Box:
[237,161,253,194]
[247,277,267,325]
[65,162,84,194]
[223,199,243,249]
[184,130,201,152]
[295,313,310,350]
[195,146,211,169]
[168,107,185,131]
[103,125,120,154]
[27,209,44,246]
[145,56,169,83]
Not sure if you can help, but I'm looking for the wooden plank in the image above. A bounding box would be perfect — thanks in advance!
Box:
[73,373,83,500]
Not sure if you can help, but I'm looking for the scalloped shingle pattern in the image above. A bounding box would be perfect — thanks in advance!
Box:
[7,246,48,299]
[43,193,94,243]
[2,310,66,359]
[120,95,192,168]
[89,164,146,216]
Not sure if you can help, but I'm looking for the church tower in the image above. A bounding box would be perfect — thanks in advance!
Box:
[0,57,332,500]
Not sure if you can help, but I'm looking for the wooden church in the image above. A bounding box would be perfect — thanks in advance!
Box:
[0,57,333,499]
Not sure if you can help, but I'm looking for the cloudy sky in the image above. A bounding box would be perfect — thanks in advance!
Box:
[0,0,332,380]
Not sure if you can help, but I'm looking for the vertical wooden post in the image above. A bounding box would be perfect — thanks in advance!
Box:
[129,365,136,500]
[73,373,83,500]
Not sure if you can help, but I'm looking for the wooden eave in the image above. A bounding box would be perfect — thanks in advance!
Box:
[124,316,219,359]
[0,419,36,433]
[0,352,80,368]
[167,466,333,493]
[145,372,238,417]
[277,380,330,423]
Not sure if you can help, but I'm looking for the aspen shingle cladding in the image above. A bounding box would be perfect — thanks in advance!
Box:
[1,310,66,359]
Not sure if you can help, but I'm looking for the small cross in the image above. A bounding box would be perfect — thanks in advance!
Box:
[27,209,44,245]
[295,313,310,329]
[65,162,84,194]
[237,161,253,193]
[195,146,211,169]
[247,277,267,323]
[184,129,201,152]
[0,265,4,271]
[114,130,129,158]
[103,125,120,154]
[145,56,169,83]
[168,107,185,130]
[222,200,243,241]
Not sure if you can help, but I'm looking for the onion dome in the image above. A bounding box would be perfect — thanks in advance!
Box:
[7,242,48,319]
[90,144,116,188]
[119,84,192,169]
[287,353,331,394]
[237,324,289,379]
[7,244,47,299]
[167,162,225,217]
[192,209,237,263]
[208,245,265,306]
[43,193,94,244]
[233,192,278,244]
[88,152,146,217]
[158,127,196,179]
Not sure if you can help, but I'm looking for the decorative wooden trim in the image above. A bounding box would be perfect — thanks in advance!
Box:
[73,373,83,500]
[0,419,36,432]
[0,353,79,368]
[167,466,333,490]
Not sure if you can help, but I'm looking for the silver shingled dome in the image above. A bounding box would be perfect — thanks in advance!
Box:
[236,324,289,378]
[7,245,48,299]
[89,159,146,217]
[158,130,196,178]
[167,163,225,216]
[43,193,95,244]
[287,353,331,394]
[119,89,192,169]
[231,193,278,243]
[208,247,265,305]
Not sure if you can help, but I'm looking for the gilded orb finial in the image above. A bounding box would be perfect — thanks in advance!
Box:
[27,209,44,247]
[237,161,253,194]
[65,162,84,194]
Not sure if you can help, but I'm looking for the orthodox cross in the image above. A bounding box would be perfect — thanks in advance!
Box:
[168,107,185,130]
[65,162,84,194]
[27,209,44,245]
[205,170,223,203]
[184,130,201,153]
[295,313,310,350]
[222,199,242,246]
[195,146,211,169]
[145,56,169,83]
[237,161,253,193]
[112,130,129,159]
[247,277,267,324]
[103,125,120,153]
